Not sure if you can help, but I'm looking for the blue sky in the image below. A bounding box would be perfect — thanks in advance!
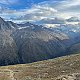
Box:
[0,0,53,10]
[9,0,64,10]
[0,0,80,23]
[8,0,39,10]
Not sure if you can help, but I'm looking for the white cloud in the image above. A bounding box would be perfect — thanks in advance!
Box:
[2,4,57,21]
[0,0,80,23]
[19,0,80,21]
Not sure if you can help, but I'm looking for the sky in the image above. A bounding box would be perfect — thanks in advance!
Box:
[0,0,80,23]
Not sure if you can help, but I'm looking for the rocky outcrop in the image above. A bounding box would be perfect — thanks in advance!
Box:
[56,73,80,80]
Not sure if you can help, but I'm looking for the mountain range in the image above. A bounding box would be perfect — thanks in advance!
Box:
[0,17,80,66]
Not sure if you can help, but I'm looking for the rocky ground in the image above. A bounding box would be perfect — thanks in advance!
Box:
[0,53,80,80]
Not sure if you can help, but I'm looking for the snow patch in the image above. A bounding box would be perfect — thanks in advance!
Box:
[18,26,29,30]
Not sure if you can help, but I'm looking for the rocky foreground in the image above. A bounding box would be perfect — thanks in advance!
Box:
[0,53,80,80]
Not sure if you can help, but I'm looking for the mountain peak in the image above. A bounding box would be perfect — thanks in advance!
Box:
[0,17,5,23]
[67,17,80,22]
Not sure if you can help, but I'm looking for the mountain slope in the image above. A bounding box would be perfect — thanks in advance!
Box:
[12,26,68,63]
[0,31,19,66]
[0,53,80,80]
[0,17,19,66]
[0,17,80,66]
[0,17,68,65]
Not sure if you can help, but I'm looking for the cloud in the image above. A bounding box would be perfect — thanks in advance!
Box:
[5,5,57,22]
[17,0,80,22]
[36,17,66,24]
[22,5,57,21]
[54,0,80,16]
[0,0,80,23]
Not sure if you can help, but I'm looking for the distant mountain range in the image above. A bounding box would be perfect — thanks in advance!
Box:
[0,17,80,66]
[67,17,80,22]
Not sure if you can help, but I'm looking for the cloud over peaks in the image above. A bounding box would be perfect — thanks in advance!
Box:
[0,0,80,23]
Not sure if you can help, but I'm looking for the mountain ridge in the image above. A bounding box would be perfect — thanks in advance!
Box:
[0,17,80,66]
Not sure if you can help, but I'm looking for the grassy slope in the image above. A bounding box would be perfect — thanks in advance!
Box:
[0,54,80,80]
